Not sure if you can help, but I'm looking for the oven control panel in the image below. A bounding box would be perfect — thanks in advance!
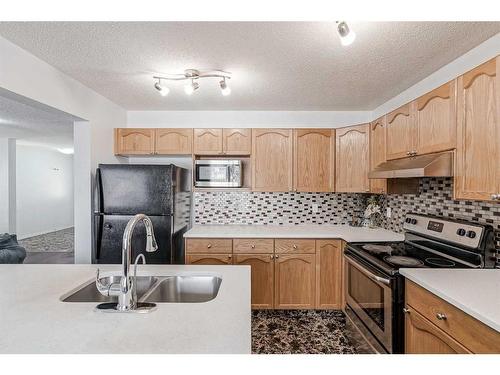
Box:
[403,214,483,249]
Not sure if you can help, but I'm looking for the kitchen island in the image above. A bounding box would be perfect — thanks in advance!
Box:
[0,264,251,354]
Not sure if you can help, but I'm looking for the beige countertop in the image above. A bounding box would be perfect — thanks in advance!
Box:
[400,268,500,333]
[0,264,251,354]
[184,224,404,242]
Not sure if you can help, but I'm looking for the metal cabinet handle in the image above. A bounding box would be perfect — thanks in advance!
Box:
[491,194,499,200]
[403,307,411,314]
[270,255,274,259]
[292,244,298,249]
[275,255,279,259]
[251,244,255,249]
[207,244,212,248]
[436,313,447,320]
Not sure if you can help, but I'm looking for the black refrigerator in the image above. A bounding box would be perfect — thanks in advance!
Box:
[93,164,191,264]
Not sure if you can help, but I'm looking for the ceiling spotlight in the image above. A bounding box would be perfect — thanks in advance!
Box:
[219,78,231,96]
[336,21,356,46]
[154,80,169,96]
[184,79,199,95]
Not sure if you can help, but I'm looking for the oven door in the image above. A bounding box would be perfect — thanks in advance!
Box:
[345,254,394,353]
[194,160,242,187]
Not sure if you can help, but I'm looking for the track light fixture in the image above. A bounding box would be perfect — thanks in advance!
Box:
[219,77,231,96]
[153,69,231,96]
[184,79,199,95]
[336,21,356,46]
[154,79,169,97]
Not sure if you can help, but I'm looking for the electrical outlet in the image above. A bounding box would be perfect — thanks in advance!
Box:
[312,204,319,213]
[386,207,392,218]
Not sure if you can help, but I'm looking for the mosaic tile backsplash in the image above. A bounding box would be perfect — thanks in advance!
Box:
[194,192,365,225]
[193,178,500,261]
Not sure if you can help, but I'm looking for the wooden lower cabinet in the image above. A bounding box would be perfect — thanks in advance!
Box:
[274,254,316,309]
[186,254,232,265]
[405,308,471,354]
[405,279,500,353]
[234,254,274,309]
[315,240,342,309]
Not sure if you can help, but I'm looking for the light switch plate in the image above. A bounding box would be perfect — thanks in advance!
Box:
[386,207,392,218]
[312,204,319,213]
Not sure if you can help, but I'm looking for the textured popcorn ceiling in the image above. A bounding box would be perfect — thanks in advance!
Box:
[0,22,498,111]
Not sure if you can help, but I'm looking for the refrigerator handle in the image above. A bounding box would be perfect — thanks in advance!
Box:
[95,168,103,214]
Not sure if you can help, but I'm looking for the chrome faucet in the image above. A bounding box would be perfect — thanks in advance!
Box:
[96,214,158,312]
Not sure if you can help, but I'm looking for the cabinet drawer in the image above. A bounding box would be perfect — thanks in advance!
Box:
[233,238,274,254]
[186,254,232,265]
[275,239,315,254]
[185,238,232,254]
[406,280,500,353]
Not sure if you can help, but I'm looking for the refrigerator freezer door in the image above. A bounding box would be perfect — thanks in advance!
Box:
[98,164,173,215]
[97,215,172,264]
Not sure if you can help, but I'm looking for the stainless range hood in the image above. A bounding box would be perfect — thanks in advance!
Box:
[368,151,453,179]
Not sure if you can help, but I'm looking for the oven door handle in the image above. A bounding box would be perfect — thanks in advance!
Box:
[345,254,391,286]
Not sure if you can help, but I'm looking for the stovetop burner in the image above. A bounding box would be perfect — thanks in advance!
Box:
[361,244,393,254]
[384,255,424,267]
[425,257,456,267]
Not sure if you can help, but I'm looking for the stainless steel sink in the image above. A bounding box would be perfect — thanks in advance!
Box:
[142,276,222,303]
[61,275,222,304]
[61,276,157,303]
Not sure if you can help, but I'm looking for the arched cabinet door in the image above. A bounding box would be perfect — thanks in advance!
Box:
[455,57,499,202]
[155,128,193,155]
[405,308,471,354]
[369,117,387,194]
[335,124,370,193]
[234,254,274,309]
[193,128,223,155]
[223,128,251,155]
[274,254,316,309]
[252,129,293,192]
[415,79,457,155]
[386,103,417,160]
[114,128,155,155]
[293,129,335,192]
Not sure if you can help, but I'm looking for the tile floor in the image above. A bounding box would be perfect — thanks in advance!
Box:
[251,310,357,354]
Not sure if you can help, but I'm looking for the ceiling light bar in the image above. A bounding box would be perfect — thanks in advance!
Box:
[336,21,356,46]
[153,69,231,96]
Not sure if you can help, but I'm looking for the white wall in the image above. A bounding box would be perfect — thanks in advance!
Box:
[127,110,372,128]
[16,144,74,239]
[0,138,16,234]
[0,35,127,263]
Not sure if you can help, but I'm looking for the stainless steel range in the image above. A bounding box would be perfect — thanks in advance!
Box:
[344,213,497,354]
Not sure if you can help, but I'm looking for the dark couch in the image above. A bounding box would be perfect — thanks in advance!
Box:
[0,233,26,263]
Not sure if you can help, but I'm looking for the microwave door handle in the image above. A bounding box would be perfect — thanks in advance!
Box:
[345,255,391,286]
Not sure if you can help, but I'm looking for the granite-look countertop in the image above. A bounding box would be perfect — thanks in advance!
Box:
[184,224,404,243]
[400,268,500,333]
[0,264,251,353]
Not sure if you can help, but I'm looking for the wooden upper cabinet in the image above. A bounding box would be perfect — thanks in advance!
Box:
[274,254,316,309]
[234,254,274,309]
[293,129,335,192]
[386,103,417,160]
[223,128,252,155]
[415,80,457,155]
[455,57,499,202]
[155,128,193,155]
[252,129,293,192]
[114,128,155,155]
[335,124,370,193]
[193,128,223,155]
[369,117,387,194]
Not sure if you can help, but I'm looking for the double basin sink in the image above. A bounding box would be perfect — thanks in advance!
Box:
[61,275,222,304]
